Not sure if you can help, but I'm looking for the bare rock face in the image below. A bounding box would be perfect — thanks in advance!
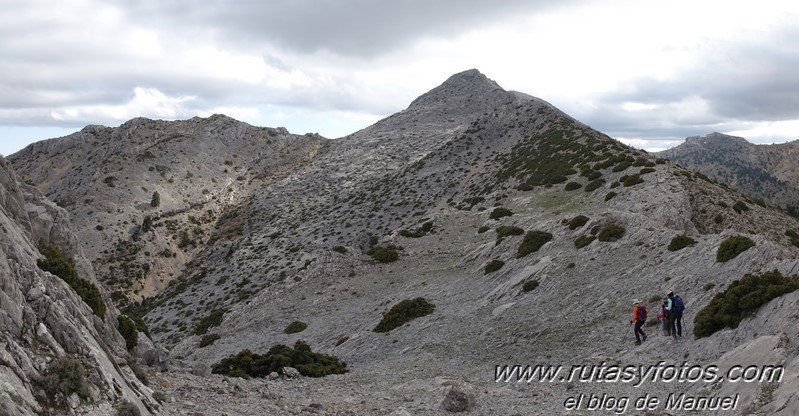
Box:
[440,381,476,412]
[0,157,155,415]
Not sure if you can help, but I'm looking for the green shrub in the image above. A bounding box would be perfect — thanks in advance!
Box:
[716,235,755,262]
[150,191,160,207]
[284,321,308,334]
[194,309,226,335]
[522,280,539,292]
[399,221,433,238]
[37,239,106,318]
[42,355,90,400]
[373,298,435,333]
[574,235,596,248]
[212,340,347,378]
[604,192,618,201]
[368,245,399,263]
[714,214,724,224]
[199,333,221,347]
[489,207,513,219]
[496,225,524,239]
[584,179,605,192]
[564,181,582,191]
[567,215,589,230]
[597,224,625,242]
[622,174,644,187]
[517,231,553,258]
[117,315,138,351]
[694,270,799,338]
[702,283,716,291]
[332,245,347,254]
[668,235,697,252]
[484,260,505,274]
[335,336,349,346]
[477,225,490,234]
[116,401,141,416]
[639,167,656,174]
[732,201,750,214]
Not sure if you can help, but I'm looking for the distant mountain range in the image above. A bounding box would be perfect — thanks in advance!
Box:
[658,132,799,214]
[5,70,799,414]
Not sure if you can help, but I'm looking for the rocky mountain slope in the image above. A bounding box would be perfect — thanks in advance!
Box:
[0,157,155,415]
[658,132,799,214]
[9,70,799,414]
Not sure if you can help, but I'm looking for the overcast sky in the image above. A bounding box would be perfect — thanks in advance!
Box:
[2,0,798,155]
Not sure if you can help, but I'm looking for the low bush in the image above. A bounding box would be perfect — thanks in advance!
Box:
[399,221,433,238]
[117,315,138,351]
[567,215,589,230]
[732,201,750,214]
[477,225,490,234]
[484,260,505,274]
[42,355,90,401]
[37,239,106,318]
[604,192,618,201]
[284,321,308,334]
[332,245,347,254]
[716,235,755,262]
[194,309,226,335]
[522,280,539,292]
[199,333,221,347]
[496,225,524,239]
[597,224,625,242]
[116,401,141,416]
[714,214,724,224]
[668,235,697,252]
[564,181,582,191]
[489,207,513,219]
[517,231,553,258]
[694,270,799,338]
[212,340,348,378]
[584,179,605,192]
[373,298,435,333]
[368,245,399,263]
[574,235,596,248]
[622,174,644,187]
[335,336,349,346]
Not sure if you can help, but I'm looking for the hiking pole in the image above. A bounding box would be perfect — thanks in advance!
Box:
[624,321,632,340]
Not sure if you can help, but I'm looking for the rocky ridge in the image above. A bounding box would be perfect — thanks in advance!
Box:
[8,70,799,414]
[0,157,155,415]
[657,132,799,213]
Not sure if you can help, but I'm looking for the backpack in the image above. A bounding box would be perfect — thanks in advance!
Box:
[673,296,685,313]
[638,305,648,321]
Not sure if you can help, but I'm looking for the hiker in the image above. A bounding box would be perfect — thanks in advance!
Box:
[664,293,673,336]
[630,300,647,345]
[657,302,669,336]
[668,291,684,338]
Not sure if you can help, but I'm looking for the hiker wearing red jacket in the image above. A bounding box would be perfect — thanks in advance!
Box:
[631,300,648,345]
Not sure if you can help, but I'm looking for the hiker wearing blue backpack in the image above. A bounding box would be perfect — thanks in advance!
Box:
[668,291,685,338]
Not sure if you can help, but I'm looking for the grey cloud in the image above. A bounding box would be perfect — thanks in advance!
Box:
[113,0,583,57]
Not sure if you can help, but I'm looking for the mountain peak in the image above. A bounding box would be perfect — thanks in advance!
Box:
[407,69,505,110]
[685,132,749,146]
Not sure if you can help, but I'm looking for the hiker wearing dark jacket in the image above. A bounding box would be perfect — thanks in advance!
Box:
[668,291,683,338]
[631,301,647,345]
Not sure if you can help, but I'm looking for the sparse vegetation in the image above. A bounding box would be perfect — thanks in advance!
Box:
[37,239,106,318]
[194,309,226,335]
[522,280,539,292]
[284,321,308,334]
[199,333,221,348]
[516,231,553,258]
[368,245,398,263]
[597,224,625,242]
[668,235,697,252]
[574,235,596,248]
[212,340,348,378]
[567,215,589,230]
[373,298,435,333]
[41,355,90,401]
[399,221,433,238]
[332,245,347,254]
[489,207,513,219]
[117,315,138,351]
[484,259,505,274]
[694,270,799,338]
[716,235,755,262]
